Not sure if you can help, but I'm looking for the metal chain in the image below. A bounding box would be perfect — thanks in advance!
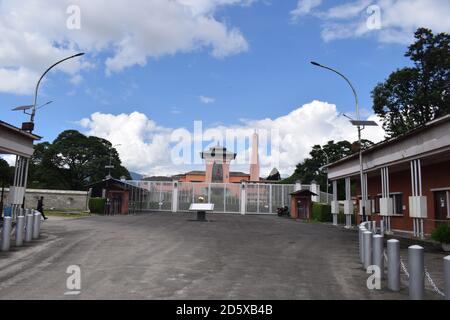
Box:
[400,258,410,278]
[424,267,445,297]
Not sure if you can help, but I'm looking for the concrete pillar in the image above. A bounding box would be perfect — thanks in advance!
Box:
[387,239,400,291]
[359,226,367,264]
[294,180,302,192]
[363,231,372,270]
[408,245,424,300]
[15,215,25,247]
[240,182,246,215]
[33,211,41,239]
[1,216,12,251]
[331,180,338,226]
[310,180,319,203]
[25,210,33,242]
[172,181,179,213]
[445,256,450,300]
[373,235,384,280]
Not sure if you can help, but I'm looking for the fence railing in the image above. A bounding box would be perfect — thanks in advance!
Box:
[123,181,333,214]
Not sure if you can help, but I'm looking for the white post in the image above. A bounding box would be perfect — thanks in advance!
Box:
[409,245,424,300]
[1,216,12,251]
[33,211,41,239]
[240,182,246,215]
[172,181,178,213]
[310,180,319,203]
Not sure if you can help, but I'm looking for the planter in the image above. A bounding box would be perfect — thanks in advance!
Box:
[442,243,450,252]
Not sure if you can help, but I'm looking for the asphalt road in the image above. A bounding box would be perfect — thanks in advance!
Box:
[0,213,436,300]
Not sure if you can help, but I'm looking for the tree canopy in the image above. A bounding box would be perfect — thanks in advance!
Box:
[28,130,131,190]
[372,28,449,137]
[281,139,373,189]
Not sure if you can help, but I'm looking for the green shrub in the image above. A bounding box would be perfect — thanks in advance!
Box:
[431,224,450,244]
[89,198,107,214]
[312,203,332,222]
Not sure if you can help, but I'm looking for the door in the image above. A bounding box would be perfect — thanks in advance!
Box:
[434,191,449,221]
[297,200,307,219]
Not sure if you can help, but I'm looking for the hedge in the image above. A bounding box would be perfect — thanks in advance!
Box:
[89,197,107,214]
[431,224,450,244]
[311,203,332,222]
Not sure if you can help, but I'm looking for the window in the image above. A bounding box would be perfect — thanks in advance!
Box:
[391,193,403,215]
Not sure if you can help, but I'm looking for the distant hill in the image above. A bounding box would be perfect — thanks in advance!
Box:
[129,171,144,181]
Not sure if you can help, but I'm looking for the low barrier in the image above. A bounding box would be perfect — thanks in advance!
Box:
[0,208,42,252]
[359,221,450,300]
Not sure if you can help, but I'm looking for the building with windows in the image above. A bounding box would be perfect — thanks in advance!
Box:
[172,132,262,184]
[326,115,450,236]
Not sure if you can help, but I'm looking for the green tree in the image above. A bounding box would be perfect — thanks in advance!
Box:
[281,139,374,193]
[372,28,450,137]
[28,130,131,190]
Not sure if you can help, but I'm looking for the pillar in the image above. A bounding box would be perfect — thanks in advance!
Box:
[172,181,179,213]
[240,182,246,215]
[331,180,339,226]
[409,159,427,238]
[344,177,353,228]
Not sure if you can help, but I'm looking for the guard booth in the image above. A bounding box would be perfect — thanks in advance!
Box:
[89,178,130,215]
[290,190,317,220]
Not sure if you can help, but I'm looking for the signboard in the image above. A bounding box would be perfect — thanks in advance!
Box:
[189,203,214,212]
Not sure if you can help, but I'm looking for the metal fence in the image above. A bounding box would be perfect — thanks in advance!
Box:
[124,181,331,214]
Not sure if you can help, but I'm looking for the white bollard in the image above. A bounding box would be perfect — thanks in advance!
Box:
[32,211,41,239]
[1,216,12,252]
[15,215,25,247]
[25,211,33,242]
[444,256,450,301]
[363,231,372,270]
[408,245,424,300]
[359,226,367,264]
[387,239,400,291]
[373,235,384,280]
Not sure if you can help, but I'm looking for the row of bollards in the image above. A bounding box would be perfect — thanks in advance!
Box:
[1,208,41,252]
[359,222,450,300]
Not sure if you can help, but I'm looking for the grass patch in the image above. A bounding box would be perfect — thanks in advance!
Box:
[44,210,90,218]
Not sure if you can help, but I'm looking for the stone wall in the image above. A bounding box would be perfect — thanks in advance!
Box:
[1,188,89,212]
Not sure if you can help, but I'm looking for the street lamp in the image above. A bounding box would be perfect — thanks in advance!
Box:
[21,53,85,132]
[310,61,378,222]
[319,149,330,203]
[106,144,122,179]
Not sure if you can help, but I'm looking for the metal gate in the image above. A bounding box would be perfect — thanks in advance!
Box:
[126,181,320,215]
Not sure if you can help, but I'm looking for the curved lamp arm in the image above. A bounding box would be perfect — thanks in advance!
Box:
[31,53,85,122]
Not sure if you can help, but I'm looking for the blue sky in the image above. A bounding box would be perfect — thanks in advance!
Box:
[0,0,448,176]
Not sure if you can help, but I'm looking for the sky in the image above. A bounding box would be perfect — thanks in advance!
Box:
[0,0,449,177]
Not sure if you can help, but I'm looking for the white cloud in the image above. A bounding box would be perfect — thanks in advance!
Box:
[199,95,216,104]
[291,0,450,43]
[290,0,323,20]
[0,154,17,166]
[0,0,253,95]
[79,100,386,177]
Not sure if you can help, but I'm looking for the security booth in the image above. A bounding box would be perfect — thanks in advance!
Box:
[290,190,317,220]
[0,120,41,216]
[89,178,130,215]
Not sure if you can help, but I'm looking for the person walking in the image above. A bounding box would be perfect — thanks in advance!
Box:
[37,196,48,220]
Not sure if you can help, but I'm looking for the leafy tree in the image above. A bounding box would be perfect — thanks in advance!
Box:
[281,139,374,195]
[372,28,449,137]
[28,130,131,190]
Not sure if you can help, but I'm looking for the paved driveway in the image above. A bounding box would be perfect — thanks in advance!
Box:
[0,213,430,299]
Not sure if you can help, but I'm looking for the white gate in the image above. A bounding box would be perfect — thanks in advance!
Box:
[125,181,327,214]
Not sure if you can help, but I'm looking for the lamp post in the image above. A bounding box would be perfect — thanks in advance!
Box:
[311,61,377,222]
[22,53,85,132]
[106,144,121,179]
[321,149,330,204]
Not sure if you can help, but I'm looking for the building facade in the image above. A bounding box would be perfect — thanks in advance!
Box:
[327,115,450,236]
